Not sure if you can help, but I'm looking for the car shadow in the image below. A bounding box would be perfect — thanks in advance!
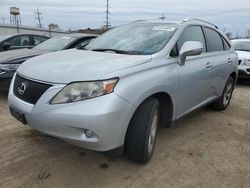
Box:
[237,79,250,86]
[0,90,8,99]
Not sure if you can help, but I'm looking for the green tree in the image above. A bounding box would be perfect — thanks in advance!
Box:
[48,23,59,31]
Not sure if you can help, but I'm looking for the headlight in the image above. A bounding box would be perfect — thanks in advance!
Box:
[0,64,20,72]
[50,78,119,104]
[241,59,250,66]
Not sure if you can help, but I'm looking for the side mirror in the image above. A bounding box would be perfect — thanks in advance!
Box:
[2,42,11,50]
[179,41,204,66]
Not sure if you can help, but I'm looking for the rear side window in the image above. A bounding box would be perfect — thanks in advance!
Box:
[33,36,48,45]
[177,26,206,52]
[204,27,224,52]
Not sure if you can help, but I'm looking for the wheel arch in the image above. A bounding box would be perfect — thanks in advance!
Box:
[230,71,237,86]
[124,91,174,145]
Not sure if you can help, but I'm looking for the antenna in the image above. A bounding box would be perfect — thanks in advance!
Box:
[35,8,43,27]
[105,0,111,29]
[159,13,166,21]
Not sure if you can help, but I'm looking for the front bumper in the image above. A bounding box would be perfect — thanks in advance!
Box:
[8,76,135,151]
[238,66,250,79]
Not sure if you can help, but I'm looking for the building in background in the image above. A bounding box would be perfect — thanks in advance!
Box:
[0,23,68,37]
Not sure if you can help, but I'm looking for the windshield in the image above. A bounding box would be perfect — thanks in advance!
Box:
[34,36,77,51]
[85,22,178,55]
[232,40,250,52]
[0,35,11,42]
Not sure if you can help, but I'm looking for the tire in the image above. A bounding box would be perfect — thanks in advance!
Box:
[211,77,234,111]
[125,98,160,164]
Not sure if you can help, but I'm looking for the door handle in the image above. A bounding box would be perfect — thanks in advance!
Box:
[227,58,233,63]
[206,62,213,69]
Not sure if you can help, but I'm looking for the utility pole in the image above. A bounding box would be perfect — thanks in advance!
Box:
[105,0,111,29]
[159,13,166,21]
[35,8,42,27]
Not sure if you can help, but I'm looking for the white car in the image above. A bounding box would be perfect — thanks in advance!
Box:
[231,39,250,79]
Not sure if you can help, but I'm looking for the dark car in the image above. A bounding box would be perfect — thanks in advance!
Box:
[0,33,97,91]
[0,34,49,52]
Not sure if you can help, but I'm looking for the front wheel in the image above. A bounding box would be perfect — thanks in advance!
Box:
[212,77,234,111]
[125,98,160,164]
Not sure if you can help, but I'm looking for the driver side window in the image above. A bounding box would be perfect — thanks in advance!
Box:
[170,26,206,57]
[177,26,206,52]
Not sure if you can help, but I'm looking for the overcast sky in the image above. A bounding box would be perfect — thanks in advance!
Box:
[1,0,250,36]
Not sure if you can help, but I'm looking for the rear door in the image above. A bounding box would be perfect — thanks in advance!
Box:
[203,27,234,97]
[176,26,212,118]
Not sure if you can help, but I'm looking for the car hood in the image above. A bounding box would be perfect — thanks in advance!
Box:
[236,50,250,60]
[17,49,152,84]
[0,48,49,64]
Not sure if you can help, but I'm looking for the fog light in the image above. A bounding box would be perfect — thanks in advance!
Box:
[85,129,94,138]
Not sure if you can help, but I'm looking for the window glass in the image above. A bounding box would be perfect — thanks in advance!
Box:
[34,36,77,51]
[204,27,224,52]
[86,23,178,55]
[7,35,30,46]
[73,38,94,48]
[231,41,250,52]
[34,36,48,45]
[222,37,231,51]
[170,44,178,57]
[177,26,206,52]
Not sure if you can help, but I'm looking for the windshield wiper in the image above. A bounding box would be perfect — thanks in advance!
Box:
[236,49,250,52]
[91,48,143,55]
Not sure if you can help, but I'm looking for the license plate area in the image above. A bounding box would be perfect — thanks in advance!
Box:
[10,107,27,124]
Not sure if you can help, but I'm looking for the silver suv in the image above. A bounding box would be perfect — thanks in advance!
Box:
[8,18,238,164]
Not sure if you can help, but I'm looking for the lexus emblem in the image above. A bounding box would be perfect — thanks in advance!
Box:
[18,82,27,95]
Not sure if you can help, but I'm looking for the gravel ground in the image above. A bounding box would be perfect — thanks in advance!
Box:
[0,82,250,188]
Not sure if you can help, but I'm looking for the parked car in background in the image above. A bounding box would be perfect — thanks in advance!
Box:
[231,39,250,79]
[0,34,49,52]
[0,33,97,91]
[8,19,237,164]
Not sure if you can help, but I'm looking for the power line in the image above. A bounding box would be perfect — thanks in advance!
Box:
[34,8,43,27]
[159,13,166,21]
[104,0,111,29]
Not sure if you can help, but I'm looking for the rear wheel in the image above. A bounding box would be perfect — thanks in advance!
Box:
[125,98,160,164]
[212,77,234,111]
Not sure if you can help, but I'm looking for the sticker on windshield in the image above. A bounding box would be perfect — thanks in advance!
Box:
[152,26,176,31]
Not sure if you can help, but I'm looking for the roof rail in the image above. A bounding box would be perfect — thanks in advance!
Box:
[182,18,218,29]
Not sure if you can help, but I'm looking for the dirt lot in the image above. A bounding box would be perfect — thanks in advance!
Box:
[0,83,250,188]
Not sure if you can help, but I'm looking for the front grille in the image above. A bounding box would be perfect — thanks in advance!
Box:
[13,74,52,105]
